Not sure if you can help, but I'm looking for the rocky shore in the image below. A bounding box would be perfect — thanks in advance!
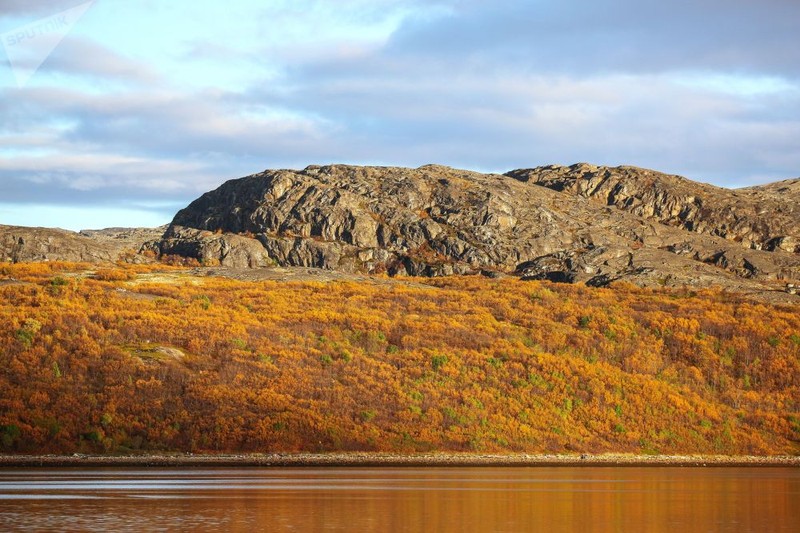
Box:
[1,453,797,468]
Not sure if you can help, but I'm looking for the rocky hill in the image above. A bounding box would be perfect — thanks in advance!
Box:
[151,163,800,300]
[507,164,800,253]
[3,163,799,301]
[0,225,164,264]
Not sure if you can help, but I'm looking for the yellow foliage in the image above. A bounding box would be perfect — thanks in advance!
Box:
[0,262,798,455]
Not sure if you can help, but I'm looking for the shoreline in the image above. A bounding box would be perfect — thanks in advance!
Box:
[1,453,798,468]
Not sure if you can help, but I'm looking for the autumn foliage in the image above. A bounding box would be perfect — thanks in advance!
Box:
[1,262,798,455]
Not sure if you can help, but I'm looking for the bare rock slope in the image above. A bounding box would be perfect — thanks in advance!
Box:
[507,164,800,253]
[155,164,800,299]
[0,225,165,264]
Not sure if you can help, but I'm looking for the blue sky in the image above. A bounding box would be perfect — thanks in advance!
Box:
[1,0,798,230]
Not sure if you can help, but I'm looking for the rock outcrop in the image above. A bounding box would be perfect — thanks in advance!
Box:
[153,226,274,268]
[3,163,798,300]
[0,225,164,264]
[507,163,800,253]
[153,164,800,298]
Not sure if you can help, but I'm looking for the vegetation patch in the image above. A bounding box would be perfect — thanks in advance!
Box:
[0,261,798,455]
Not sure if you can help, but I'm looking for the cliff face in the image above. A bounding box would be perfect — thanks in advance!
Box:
[161,164,565,275]
[155,164,800,298]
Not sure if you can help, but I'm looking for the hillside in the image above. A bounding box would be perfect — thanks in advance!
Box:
[153,164,800,302]
[2,164,799,456]
[507,164,800,253]
[0,225,164,264]
[0,262,798,455]
[2,164,799,303]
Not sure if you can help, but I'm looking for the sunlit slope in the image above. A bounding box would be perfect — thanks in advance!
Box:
[1,262,798,455]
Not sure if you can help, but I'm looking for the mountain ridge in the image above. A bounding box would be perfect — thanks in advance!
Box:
[0,224,165,264]
[507,163,800,253]
[152,163,800,300]
[2,163,799,302]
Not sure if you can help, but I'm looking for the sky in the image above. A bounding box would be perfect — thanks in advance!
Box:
[0,0,798,230]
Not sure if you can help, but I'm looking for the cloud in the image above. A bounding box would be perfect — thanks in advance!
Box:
[245,33,799,178]
[386,0,800,78]
[40,37,161,84]
[0,77,344,210]
[231,0,799,183]
[0,0,81,17]
[0,151,217,203]
[2,0,800,231]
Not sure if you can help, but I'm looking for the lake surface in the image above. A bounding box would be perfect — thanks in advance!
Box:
[0,466,797,532]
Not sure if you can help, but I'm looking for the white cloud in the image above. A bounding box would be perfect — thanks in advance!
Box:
[1,0,799,229]
[0,0,79,17]
[672,73,797,97]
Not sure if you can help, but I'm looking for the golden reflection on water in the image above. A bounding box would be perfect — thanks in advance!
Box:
[0,467,798,532]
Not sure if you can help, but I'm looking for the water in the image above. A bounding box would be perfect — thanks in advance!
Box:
[0,467,797,532]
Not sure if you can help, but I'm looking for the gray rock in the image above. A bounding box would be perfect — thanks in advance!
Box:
[0,224,165,264]
[4,163,798,303]
[154,164,799,298]
[155,226,273,268]
[507,163,800,252]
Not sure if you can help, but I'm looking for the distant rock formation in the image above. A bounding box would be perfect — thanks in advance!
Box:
[507,164,800,253]
[2,163,797,300]
[151,164,800,298]
[0,225,165,264]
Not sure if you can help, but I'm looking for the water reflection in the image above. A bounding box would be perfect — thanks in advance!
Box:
[1,467,797,531]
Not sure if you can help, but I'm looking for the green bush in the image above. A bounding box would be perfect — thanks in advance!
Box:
[15,318,42,348]
[0,424,21,449]
[430,354,448,370]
